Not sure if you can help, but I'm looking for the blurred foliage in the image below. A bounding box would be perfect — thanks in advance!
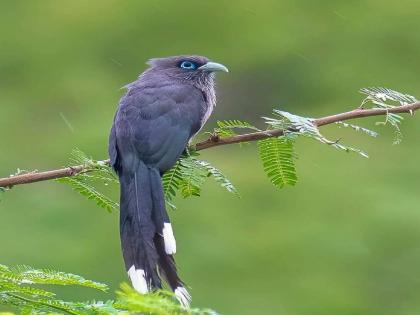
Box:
[0,263,216,315]
[1,1,420,315]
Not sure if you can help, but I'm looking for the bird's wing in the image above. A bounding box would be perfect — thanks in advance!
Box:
[108,113,120,171]
[112,84,206,171]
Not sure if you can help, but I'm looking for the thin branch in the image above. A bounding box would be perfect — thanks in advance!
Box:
[1,101,419,188]
[0,165,87,187]
[195,102,420,150]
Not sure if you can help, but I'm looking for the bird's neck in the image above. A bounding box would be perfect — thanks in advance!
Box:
[194,74,216,108]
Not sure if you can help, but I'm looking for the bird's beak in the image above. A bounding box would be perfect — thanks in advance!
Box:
[198,61,229,73]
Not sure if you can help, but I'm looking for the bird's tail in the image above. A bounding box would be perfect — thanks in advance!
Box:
[119,161,191,307]
[149,168,191,307]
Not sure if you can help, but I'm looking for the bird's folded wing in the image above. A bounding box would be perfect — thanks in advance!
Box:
[113,84,206,171]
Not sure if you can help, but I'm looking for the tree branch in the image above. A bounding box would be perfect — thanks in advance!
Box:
[1,101,419,188]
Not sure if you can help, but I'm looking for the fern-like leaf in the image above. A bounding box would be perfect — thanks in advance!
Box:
[360,87,418,144]
[360,87,418,106]
[0,265,107,291]
[215,119,259,138]
[178,158,208,198]
[162,155,238,202]
[1,263,217,315]
[56,176,118,212]
[190,158,239,196]
[56,149,119,212]
[258,137,297,188]
[162,160,184,204]
[335,121,379,138]
[0,264,111,315]
[116,283,218,315]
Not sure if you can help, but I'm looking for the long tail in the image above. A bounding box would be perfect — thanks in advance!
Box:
[149,168,191,307]
[119,161,191,307]
[119,161,160,292]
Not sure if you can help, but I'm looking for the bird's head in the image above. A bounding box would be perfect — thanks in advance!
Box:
[145,55,228,86]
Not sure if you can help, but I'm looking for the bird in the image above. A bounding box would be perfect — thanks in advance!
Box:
[108,55,228,307]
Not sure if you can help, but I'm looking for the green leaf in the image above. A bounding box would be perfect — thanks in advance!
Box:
[360,87,418,144]
[56,176,118,212]
[335,121,379,138]
[0,265,108,291]
[0,264,109,315]
[177,157,208,198]
[0,263,217,315]
[0,282,55,298]
[190,158,239,196]
[360,87,418,106]
[162,155,239,204]
[56,149,119,212]
[116,283,218,315]
[215,119,260,138]
[258,137,298,188]
[162,160,184,204]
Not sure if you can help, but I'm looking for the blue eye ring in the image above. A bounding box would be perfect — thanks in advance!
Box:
[179,60,197,70]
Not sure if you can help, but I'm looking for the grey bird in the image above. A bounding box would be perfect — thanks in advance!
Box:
[108,55,228,306]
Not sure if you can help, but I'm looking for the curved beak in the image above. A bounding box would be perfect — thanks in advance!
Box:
[198,61,229,73]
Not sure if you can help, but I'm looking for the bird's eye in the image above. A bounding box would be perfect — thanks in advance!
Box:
[179,61,197,70]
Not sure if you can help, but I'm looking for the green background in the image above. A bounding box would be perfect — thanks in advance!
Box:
[1,1,420,314]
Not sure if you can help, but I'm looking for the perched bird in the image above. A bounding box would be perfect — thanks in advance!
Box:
[108,55,228,306]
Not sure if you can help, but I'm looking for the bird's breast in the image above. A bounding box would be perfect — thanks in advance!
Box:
[199,87,216,127]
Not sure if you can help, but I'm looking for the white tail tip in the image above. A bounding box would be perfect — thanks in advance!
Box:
[128,265,148,294]
[175,286,191,308]
[163,222,177,254]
